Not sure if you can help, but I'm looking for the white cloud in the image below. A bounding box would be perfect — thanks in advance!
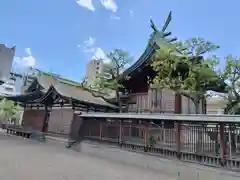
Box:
[81,36,110,63]
[100,0,117,12]
[110,15,120,20]
[83,36,96,48]
[92,47,107,60]
[15,56,36,67]
[13,48,36,70]
[76,0,95,11]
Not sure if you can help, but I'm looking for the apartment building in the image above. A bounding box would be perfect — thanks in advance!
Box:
[0,68,39,96]
[0,72,23,96]
[20,68,39,93]
[0,44,15,85]
[85,59,105,86]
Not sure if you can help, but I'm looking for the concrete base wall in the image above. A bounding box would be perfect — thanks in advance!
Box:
[71,141,240,180]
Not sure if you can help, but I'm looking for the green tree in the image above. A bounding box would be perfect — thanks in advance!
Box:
[220,55,240,114]
[152,37,219,113]
[0,98,21,125]
[218,56,240,153]
[152,37,221,153]
[85,49,133,112]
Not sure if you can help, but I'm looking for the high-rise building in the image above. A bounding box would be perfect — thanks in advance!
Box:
[0,72,23,96]
[20,68,39,93]
[85,59,105,85]
[85,59,116,98]
[0,44,15,85]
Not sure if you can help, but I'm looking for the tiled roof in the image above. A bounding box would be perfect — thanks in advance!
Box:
[54,82,117,108]
[4,72,117,109]
[37,72,117,108]
[5,91,43,103]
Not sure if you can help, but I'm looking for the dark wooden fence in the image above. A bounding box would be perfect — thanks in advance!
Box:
[77,117,240,170]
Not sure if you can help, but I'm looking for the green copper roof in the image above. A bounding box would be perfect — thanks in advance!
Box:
[38,71,82,87]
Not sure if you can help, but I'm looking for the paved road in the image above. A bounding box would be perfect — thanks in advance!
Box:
[1,134,240,180]
[0,134,176,180]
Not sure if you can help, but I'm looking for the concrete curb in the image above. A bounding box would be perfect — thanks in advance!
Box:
[45,136,68,144]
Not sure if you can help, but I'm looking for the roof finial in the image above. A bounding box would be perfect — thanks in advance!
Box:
[150,11,172,33]
[150,19,158,32]
[161,11,172,33]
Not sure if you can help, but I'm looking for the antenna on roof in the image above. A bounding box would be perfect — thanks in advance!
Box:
[11,45,16,54]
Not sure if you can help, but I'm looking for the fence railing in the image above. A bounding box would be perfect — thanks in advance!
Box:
[80,119,240,170]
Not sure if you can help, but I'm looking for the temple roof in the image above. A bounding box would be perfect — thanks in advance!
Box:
[121,12,227,93]
[5,91,43,103]
[123,11,185,77]
[6,72,118,109]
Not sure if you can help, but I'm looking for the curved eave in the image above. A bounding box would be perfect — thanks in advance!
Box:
[39,84,118,109]
[22,72,118,109]
[4,90,44,103]
[33,85,57,104]
[53,85,118,109]
[65,96,118,110]
[123,43,156,76]
[122,37,185,78]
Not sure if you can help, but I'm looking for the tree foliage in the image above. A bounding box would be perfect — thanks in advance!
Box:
[84,49,133,112]
[0,98,21,124]
[152,37,220,113]
[219,55,240,114]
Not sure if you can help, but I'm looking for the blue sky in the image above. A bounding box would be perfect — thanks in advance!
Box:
[0,0,239,81]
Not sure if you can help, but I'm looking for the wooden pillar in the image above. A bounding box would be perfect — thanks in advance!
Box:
[21,106,26,126]
[219,122,225,166]
[174,93,182,114]
[138,120,141,137]
[174,93,181,158]
[68,113,75,140]
[175,121,181,158]
[99,122,103,140]
[144,123,149,152]
[129,122,132,137]
[119,120,122,145]
[41,105,50,133]
[202,98,207,114]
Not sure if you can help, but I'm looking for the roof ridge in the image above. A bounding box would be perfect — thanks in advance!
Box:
[39,71,82,88]
[38,71,114,102]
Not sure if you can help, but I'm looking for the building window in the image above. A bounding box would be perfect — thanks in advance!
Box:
[5,87,13,92]
[10,77,16,81]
